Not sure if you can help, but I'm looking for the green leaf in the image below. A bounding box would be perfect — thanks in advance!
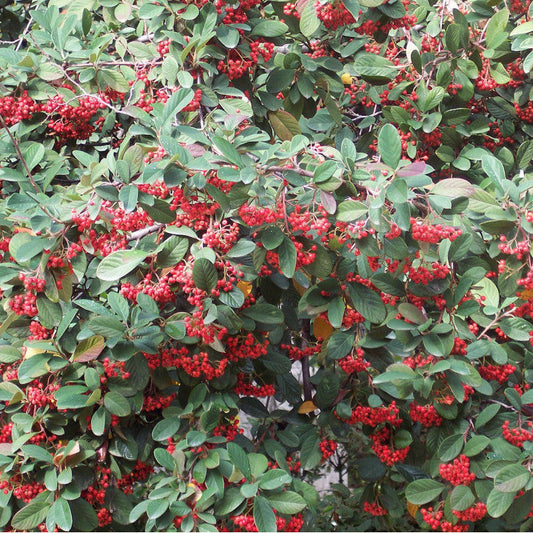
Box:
[378,124,401,168]
[327,331,355,360]
[97,69,129,92]
[72,335,105,363]
[405,479,445,505]
[267,491,307,514]
[17,352,52,384]
[439,434,464,461]
[160,88,194,129]
[481,154,506,194]
[242,303,284,325]
[450,485,475,511]
[353,53,397,84]
[141,199,176,223]
[21,444,54,464]
[417,84,446,112]
[336,200,367,222]
[253,496,277,532]
[348,284,386,323]
[187,430,207,447]
[50,497,72,531]
[37,61,64,80]
[251,20,288,37]
[70,499,98,531]
[486,8,509,49]
[88,316,125,338]
[499,317,532,341]
[259,470,292,490]
[431,178,475,198]
[152,416,181,442]
[154,448,176,471]
[487,488,516,518]
[463,435,490,457]
[300,1,320,37]
[192,258,218,293]
[269,110,301,141]
[227,442,252,481]
[104,391,131,417]
[96,250,148,281]
[278,237,297,278]
[494,464,530,493]
[11,500,51,530]
[261,227,285,250]
[397,303,427,325]
[316,372,340,408]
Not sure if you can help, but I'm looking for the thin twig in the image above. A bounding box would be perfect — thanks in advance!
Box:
[128,223,163,241]
[0,115,62,223]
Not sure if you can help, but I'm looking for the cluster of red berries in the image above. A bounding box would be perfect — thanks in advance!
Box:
[28,321,52,341]
[143,392,175,412]
[101,358,131,384]
[410,218,462,243]
[281,343,321,361]
[249,40,275,64]
[9,291,38,317]
[502,420,533,447]
[315,0,356,30]
[408,263,450,285]
[13,481,46,503]
[18,273,46,292]
[453,502,487,522]
[363,501,387,516]
[26,381,59,409]
[478,363,516,384]
[498,236,530,260]
[345,402,402,427]
[41,92,108,143]
[174,349,229,380]
[439,455,475,486]
[319,439,337,459]
[117,460,154,494]
[370,427,410,466]
[213,417,243,442]
[234,374,275,397]
[157,39,171,56]
[338,348,370,373]
[97,508,113,527]
[226,334,268,361]
[409,402,443,427]
[0,91,40,125]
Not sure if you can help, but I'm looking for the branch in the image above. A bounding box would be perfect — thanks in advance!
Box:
[300,319,313,402]
[127,223,163,241]
[0,115,62,224]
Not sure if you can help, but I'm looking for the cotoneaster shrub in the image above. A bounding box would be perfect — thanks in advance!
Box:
[0,0,532,531]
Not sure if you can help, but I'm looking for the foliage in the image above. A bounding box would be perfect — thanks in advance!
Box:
[0,0,533,531]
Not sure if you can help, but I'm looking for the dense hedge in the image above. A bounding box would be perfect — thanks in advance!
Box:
[0,0,532,531]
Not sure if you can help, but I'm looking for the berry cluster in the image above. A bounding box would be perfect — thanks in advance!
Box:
[439,455,476,486]
[410,218,462,243]
[502,420,533,447]
[363,501,387,516]
[345,402,402,427]
[478,364,516,384]
[409,402,443,427]
[319,439,337,460]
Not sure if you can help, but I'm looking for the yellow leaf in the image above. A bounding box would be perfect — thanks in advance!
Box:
[519,288,533,300]
[313,316,333,339]
[341,72,353,85]
[292,275,310,296]
[407,501,419,518]
[298,400,317,414]
[24,345,58,359]
[237,280,252,297]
